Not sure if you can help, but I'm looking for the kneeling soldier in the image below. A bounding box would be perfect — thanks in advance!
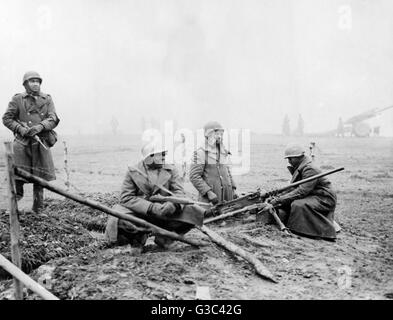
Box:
[105,142,204,251]
[265,144,340,241]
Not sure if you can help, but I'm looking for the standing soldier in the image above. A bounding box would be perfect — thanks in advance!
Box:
[2,71,59,214]
[189,121,237,207]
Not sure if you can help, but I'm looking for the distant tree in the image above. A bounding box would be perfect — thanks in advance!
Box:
[294,114,304,136]
[282,114,291,136]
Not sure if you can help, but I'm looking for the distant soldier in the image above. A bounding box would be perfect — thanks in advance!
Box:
[337,117,345,137]
[105,141,205,251]
[2,71,59,214]
[282,114,291,136]
[189,121,237,206]
[294,114,304,136]
[264,144,340,241]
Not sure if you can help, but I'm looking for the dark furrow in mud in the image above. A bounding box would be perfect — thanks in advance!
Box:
[0,193,116,279]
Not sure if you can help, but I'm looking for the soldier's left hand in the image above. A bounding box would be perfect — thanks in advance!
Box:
[26,124,44,137]
[269,197,281,206]
[261,203,274,212]
[161,202,177,216]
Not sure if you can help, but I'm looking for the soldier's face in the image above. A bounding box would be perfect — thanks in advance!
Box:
[145,152,166,166]
[287,156,302,168]
[213,130,224,143]
[153,152,165,165]
[27,79,41,92]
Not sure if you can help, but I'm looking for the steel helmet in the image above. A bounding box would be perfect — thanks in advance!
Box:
[23,71,42,85]
[284,144,305,158]
[141,140,168,160]
[203,121,224,136]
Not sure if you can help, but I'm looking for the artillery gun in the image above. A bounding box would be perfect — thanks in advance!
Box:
[343,105,393,137]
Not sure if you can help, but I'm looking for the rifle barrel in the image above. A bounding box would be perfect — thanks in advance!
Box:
[206,167,344,224]
[150,195,211,207]
[272,167,344,195]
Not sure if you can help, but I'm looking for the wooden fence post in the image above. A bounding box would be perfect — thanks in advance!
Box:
[4,141,23,300]
[63,141,70,190]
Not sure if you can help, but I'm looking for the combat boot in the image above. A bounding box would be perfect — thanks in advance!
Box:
[154,235,175,250]
[32,184,44,213]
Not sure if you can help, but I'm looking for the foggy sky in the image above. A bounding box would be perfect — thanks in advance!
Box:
[0,0,392,135]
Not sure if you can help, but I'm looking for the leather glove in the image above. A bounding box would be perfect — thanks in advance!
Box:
[149,203,165,216]
[148,202,177,217]
[17,125,29,137]
[206,190,219,205]
[161,202,177,216]
[26,124,44,137]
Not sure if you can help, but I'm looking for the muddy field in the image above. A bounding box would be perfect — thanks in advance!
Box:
[0,134,392,300]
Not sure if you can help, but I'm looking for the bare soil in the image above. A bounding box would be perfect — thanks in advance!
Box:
[0,134,392,300]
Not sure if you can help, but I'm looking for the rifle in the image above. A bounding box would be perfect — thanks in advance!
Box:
[149,194,211,207]
[17,121,48,150]
[204,167,344,225]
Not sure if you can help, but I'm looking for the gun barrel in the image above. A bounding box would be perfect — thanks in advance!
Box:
[149,195,211,207]
[271,167,344,195]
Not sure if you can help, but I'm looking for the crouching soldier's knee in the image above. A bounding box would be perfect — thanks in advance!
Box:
[105,204,150,247]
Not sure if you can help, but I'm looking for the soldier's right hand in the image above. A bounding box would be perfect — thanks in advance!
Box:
[26,124,44,137]
[17,125,29,137]
[149,203,165,216]
[206,191,219,204]
[149,202,176,217]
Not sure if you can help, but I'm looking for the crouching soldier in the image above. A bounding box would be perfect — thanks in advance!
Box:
[189,121,237,207]
[105,142,205,251]
[264,144,341,241]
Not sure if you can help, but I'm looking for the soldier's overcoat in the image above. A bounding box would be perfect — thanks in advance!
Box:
[278,156,337,239]
[189,146,236,203]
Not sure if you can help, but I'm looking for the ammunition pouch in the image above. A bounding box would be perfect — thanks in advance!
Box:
[39,130,58,148]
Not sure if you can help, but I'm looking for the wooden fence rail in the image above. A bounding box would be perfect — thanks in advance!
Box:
[0,254,59,300]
